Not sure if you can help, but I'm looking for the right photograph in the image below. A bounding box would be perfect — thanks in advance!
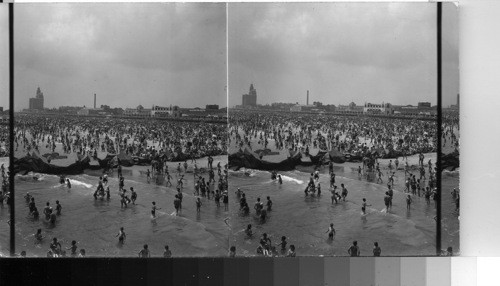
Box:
[228,2,459,256]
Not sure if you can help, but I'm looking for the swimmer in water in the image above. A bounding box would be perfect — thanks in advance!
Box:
[55,200,62,215]
[24,192,32,203]
[341,184,348,202]
[43,202,52,220]
[49,212,57,224]
[326,223,336,239]
[384,192,391,212]
[406,194,413,210]
[116,227,126,244]
[277,236,288,255]
[331,185,340,205]
[163,245,172,258]
[287,245,296,257]
[260,209,267,222]
[348,241,360,257]
[373,242,381,256]
[139,244,150,258]
[35,229,43,242]
[67,240,78,257]
[266,196,273,211]
[50,238,62,256]
[196,197,202,213]
[245,224,253,238]
[362,198,371,215]
[131,187,137,205]
[32,207,40,219]
[151,201,161,218]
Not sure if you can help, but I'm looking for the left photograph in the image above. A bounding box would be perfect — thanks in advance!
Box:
[0,5,11,257]
[13,3,228,257]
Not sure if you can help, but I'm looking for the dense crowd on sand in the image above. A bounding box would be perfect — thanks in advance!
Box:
[14,115,227,162]
[0,124,9,157]
[229,112,438,159]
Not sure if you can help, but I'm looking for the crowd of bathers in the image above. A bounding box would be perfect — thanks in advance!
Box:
[14,114,227,164]
[229,111,438,159]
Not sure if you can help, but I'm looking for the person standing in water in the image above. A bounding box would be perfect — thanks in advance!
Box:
[43,202,52,220]
[326,223,336,240]
[55,200,62,215]
[348,241,360,257]
[384,192,391,213]
[331,186,339,205]
[67,240,78,257]
[373,242,381,256]
[35,229,43,243]
[245,224,253,238]
[254,197,263,214]
[163,245,172,258]
[130,187,137,205]
[362,198,371,215]
[139,244,150,258]
[116,227,126,244]
[196,197,202,213]
[223,190,229,211]
[174,195,181,215]
[266,196,273,211]
[341,184,348,202]
[287,245,296,257]
[151,201,161,218]
[406,194,413,210]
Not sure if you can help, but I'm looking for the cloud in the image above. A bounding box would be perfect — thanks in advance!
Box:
[229,3,458,107]
[0,6,8,110]
[14,3,226,110]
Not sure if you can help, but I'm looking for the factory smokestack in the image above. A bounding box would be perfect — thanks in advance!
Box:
[94,93,96,109]
[307,90,309,106]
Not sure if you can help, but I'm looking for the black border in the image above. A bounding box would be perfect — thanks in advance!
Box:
[436,1,443,255]
[8,2,15,257]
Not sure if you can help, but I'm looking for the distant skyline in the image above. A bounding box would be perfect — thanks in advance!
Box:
[229,3,459,107]
[14,3,227,111]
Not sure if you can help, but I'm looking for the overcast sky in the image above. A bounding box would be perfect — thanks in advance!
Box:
[14,3,226,111]
[229,3,459,107]
[0,6,8,110]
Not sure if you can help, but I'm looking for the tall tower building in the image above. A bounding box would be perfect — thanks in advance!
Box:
[242,84,257,107]
[29,87,44,110]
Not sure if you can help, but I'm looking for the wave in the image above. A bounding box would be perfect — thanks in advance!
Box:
[68,179,93,188]
[279,175,304,184]
[16,172,59,181]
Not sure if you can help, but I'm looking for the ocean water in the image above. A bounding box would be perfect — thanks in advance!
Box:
[7,156,229,257]
[228,163,440,256]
